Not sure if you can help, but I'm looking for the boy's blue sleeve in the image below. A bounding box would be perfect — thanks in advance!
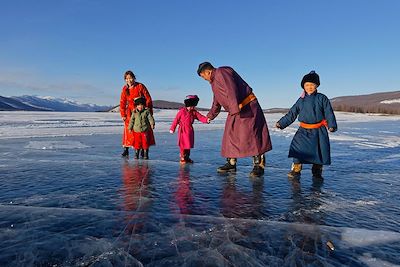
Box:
[278,99,300,129]
[322,95,337,130]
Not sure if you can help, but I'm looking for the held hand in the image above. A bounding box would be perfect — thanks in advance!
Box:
[169,130,174,134]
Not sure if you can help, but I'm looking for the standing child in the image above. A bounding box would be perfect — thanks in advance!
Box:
[276,71,337,178]
[170,95,210,164]
[128,96,155,159]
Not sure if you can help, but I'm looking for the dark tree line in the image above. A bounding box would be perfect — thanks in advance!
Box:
[333,104,400,115]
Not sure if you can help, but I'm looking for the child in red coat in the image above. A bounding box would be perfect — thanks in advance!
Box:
[170,95,210,164]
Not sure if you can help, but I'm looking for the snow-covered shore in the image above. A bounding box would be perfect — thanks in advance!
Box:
[1,111,399,148]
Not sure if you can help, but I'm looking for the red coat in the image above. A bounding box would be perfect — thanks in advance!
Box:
[207,67,272,158]
[121,162,150,233]
[120,82,154,147]
[174,167,193,214]
[170,107,208,149]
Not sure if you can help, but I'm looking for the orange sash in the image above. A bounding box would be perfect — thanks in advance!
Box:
[239,92,257,110]
[300,119,328,129]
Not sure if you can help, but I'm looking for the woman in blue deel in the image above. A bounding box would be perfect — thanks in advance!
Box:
[276,71,337,179]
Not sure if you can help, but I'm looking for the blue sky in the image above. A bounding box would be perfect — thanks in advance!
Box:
[1,0,399,108]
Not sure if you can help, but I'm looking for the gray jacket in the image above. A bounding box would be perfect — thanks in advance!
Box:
[128,109,155,132]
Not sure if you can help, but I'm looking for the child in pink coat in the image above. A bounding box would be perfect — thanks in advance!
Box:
[170,95,210,164]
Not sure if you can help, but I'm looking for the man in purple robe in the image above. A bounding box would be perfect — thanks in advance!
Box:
[197,62,272,177]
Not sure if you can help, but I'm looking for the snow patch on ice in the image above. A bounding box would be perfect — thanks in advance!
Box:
[354,200,379,206]
[376,154,400,163]
[359,253,400,267]
[353,137,400,149]
[330,134,367,142]
[26,140,89,150]
[315,196,381,213]
[341,228,400,247]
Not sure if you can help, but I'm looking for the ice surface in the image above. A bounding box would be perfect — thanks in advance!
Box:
[0,110,399,266]
[26,140,90,150]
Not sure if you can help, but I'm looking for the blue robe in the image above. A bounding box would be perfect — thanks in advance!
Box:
[278,91,337,165]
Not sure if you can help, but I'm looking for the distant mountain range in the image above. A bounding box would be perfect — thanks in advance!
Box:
[0,95,111,112]
[331,91,400,115]
[2,91,400,114]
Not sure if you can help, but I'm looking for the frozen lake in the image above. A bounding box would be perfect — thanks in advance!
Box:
[0,110,399,266]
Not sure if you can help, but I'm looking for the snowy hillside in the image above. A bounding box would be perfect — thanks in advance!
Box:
[0,96,49,111]
[0,95,111,112]
[331,91,400,114]
[380,98,400,104]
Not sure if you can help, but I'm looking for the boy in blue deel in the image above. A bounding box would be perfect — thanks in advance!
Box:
[276,71,337,179]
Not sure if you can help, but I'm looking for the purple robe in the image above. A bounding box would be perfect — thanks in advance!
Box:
[207,67,272,158]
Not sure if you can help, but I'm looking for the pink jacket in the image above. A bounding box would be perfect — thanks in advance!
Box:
[170,108,208,149]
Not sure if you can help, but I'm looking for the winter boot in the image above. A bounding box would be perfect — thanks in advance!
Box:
[185,150,193,163]
[140,149,145,158]
[121,147,129,157]
[143,149,149,160]
[217,158,237,173]
[250,154,265,177]
[180,151,187,164]
[288,163,302,178]
[180,156,187,164]
[312,164,323,179]
[134,150,140,159]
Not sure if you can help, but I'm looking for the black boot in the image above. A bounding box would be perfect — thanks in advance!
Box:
[121,147,129,157]
[250,154,265,177]
[217,158,237,173]
[143,149,149,160]
[312,164,323,179]
[185,150,193,163]
[140,149,145,158]
[134,150,140,159]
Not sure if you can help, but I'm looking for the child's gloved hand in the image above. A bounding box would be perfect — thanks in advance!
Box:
[275,122,283,129]
[169,130,174,134]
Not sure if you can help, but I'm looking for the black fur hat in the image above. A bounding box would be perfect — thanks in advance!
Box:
[184,95,199,107]
[301,71,320,89]
[134,96,146,106]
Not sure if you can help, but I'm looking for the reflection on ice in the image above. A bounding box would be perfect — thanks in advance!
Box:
[1,202,400,266]
[0,111,400,266]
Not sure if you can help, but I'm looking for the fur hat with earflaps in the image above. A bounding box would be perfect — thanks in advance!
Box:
[134,96,146,106]
[301,71,320,89]
[184,95,200,107]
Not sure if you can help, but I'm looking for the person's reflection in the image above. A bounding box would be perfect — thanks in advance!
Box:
[288,176,324,224]
[220,174,265,219]
[121,160,152,234]
[174,165,194,215]
[285,177,326,259]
